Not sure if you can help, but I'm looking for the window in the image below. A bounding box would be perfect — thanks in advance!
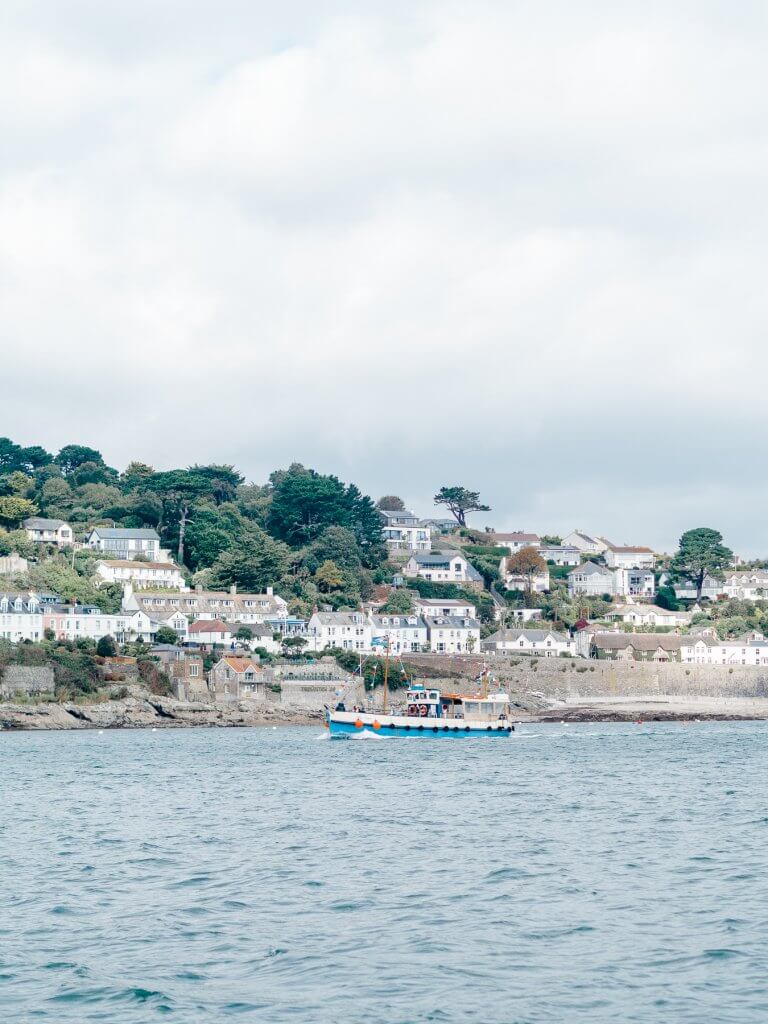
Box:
[189,664,199,677]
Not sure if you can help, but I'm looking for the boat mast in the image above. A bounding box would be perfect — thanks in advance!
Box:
[481,663,489,699]
[383,636,390,714]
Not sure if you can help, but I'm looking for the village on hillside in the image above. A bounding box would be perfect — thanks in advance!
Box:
[0,438,766,705]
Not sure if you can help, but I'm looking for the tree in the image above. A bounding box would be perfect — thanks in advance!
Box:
[505,546,546,594]
[0,496,37,529]
[236,626,254,641]
[433,486,490,527]
[380,589,415,614]
[315,559,345,593]
[267,466,382,550]
[540,534,562,545]
[209,528,290,592]
[55,445,105,476]
[96,635,118,657]
[377,495,406,511]
[669,528,733,601]
[144,469,213,565]
[154,625,180,645]
[188,464,244,504]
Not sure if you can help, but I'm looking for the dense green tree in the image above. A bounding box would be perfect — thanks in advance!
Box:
[183,503,249,571]
[669,528,733,601]
[380,589,415,613]
[0,529,36,558]
[55,445,106,476]
[209,528,290,592]
[268,466,382,550]
[0,471,34,497]
[315,559,345,592]
[0,496,37,528]
[0,438,53,474]
[188,464,244,504]
[121,462,156,490]
[96,635,118,657]
[143,469,214,564]
[433,486,491,527]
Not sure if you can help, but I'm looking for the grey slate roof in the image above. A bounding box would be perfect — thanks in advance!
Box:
[89,527,160,540]
[23,517,67,530]
[593,633,683,652]
[423,615,480,630]
[568,561,613,577]
[484,627,569,644]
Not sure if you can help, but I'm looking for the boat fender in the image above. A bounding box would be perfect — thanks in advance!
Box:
[354,719,363,729]
[373,720,381,730]
[417,724,424,731]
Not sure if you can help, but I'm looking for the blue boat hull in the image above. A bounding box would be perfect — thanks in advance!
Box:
[326,715,513,739]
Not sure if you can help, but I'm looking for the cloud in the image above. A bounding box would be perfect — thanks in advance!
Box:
[1,1,767,553]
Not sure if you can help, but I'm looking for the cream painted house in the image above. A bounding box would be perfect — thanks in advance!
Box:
[24,517,73,547]
[95,560,186,591]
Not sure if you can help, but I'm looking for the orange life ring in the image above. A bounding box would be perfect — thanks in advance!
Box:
[419,704,428,717]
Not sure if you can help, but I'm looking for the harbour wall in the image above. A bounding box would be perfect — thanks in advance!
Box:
[396,654,768,701]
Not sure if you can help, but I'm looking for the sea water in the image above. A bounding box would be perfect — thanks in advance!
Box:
[2,722,768,1023]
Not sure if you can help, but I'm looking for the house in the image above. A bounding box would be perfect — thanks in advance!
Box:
[122,583,289,625]
[501,557,550,593]
[23,517,73,547]
[721,571,768,601]
[424,616,481,654]
[591,633,683,661]
[567,563,654,599]
[371,614,428,654]
[151,646,207,700]
[568,562,616,597]
[210,656,264,699]
[482,627,576,657]
[606,604,691,629]
[43,607,153,645]
[488,532,541,553]
[145,608,190,640]
[402,550,484,588]
[538,545,582,566]
[0,554,28,575]
[562,531,608,555]
[187,619,232,645]
[604,544,655,570]
[0,590,57,642]
[509,608,543,622]
[95,560,186,591]
[680,633,768,666]
[667,574,724,601]
[87,527,162,561]
[306,611,372,652]
[380,510,431,552]
[421,518,459,534]
[414,598,477,620]
[238,623,282,655]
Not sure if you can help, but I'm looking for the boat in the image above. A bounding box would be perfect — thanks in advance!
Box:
[324,642,513,738]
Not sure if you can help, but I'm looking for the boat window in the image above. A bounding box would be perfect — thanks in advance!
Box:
[429,692,438,700]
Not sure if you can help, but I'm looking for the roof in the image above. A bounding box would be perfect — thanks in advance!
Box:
[311,612,368,626]
[415,598,476,608]
[99,560,180,571]
[593,633,683,652]
[423,615,480,629]
[489,532,540,544]
[606,544,654,554]
[610,604,688,618]
[568,561,613,577]
[220,656,260,673]
[372,615,426,628]
[188,619,230,634]
[89,527,160,540]
[23,517,67,530]
[485,628,569,644]
[410,549,465,565]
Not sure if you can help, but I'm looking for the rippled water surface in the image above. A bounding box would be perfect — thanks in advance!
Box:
[3,722,768,1022]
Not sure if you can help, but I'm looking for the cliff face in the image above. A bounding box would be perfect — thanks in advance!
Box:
[0,695,323,731]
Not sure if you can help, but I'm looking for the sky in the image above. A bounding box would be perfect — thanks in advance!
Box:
[2,1,768,555]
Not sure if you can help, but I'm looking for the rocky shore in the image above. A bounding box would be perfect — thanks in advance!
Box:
[0,695,323,731]
[2,692,768,731]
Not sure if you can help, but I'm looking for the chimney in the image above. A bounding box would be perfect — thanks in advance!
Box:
[230,584,237,595]
[266,586,273,596]
[196,584,202,593]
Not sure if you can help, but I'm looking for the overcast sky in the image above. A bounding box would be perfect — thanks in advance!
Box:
[2,1,767,554]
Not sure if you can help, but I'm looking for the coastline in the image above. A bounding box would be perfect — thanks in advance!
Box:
[3,693,768,731]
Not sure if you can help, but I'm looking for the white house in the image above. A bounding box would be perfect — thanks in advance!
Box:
[604,545,656,570]
[43,607,154,644]
[489,532,540,553]
[307,611,372,652]
[187,619,233,645]
[87,527,162,561]
[414,598,477,620]
[606,604,691,629]
[568,562,616,597]
[371,614,428,654]
[562,532,608,555]
[721,571,768,601]
[380,510,431,552]
[424,615,481,654]
[482,627,576,658]
[508,608,543,622]
[23,517,73,547]
[402,550,483,587]
[614,568,655,598]
[680,633,768,666]
[538,545,582,566]
[122,583,289,625]
[670,576,724,601]
[95,560,186,591]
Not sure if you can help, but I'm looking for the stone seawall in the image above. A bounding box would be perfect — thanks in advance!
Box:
[398,653,768,700]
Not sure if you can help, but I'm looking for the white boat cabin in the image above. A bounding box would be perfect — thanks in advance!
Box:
[404,684,510,721]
